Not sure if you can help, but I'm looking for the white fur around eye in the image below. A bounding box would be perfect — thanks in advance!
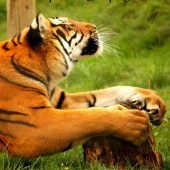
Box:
[49,18,64,25]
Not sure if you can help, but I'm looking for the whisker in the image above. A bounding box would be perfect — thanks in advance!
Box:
[97,28,120,57]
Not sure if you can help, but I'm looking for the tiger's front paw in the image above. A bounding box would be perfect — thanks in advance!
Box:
[108,108,149,145]
[119,87,167,126]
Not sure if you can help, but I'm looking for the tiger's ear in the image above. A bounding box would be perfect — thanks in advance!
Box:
[27,13,49,47]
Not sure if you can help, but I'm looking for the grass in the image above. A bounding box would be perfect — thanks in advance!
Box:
[0,0,170,169]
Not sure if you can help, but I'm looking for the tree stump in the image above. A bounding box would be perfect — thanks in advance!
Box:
[7,0,36,38]
[83,127,163,169]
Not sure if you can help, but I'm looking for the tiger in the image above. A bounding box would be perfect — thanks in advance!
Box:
[0,13,166,159]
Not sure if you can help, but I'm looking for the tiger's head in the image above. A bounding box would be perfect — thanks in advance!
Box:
[25,14,103,78]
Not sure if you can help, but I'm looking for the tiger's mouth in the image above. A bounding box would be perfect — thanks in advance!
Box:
[81,37,99,56]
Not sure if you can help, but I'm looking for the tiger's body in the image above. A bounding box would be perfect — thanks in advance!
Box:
[0,14,166,159]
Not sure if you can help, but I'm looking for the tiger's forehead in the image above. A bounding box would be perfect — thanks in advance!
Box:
[48,17,70,25]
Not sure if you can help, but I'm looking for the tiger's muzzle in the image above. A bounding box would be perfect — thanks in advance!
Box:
[81,32,100,56]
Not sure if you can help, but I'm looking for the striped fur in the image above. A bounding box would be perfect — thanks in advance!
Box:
[0,14,166,159]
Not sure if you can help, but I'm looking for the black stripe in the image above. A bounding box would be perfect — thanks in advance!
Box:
[50,88,56,99]
[50,22,57,27]
[52,33,70,56]
[0,75,47,97]
[52,33,77,63]
[141,102,147,110]
[11,55,48,88]
[59,24,67,30]
[54,46,69,69]
[56,91,65,109]
[11,38,17,46]
[76,32,84,45]
[52,16,59,19]
[56,29,68,43]
[49,22,67,29]
[92,94,97,106]
[52,32,77,63]
[36,14,39,25]
[0,108,28,116]
[17,33,22,44]
[88,94,97,107]
[2,42,9,51]
[0,118,36,127]
[68,31,77,45]
[31,106,51,109]
[0,130,14,138]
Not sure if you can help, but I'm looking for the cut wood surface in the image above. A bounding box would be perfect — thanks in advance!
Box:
[7,0,36,38]
[83,127,163,169]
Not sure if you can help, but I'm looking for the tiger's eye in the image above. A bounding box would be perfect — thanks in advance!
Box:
[66,24,75,31]
[67,27,72,31]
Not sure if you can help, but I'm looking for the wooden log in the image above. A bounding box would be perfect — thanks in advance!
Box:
[83,127,163,169]
[7,0,36,38]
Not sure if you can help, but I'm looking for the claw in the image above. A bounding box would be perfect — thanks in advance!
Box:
[131,100,144,109]
[132,100,140,105]
[147,109,159,116]
[149,115,162,126]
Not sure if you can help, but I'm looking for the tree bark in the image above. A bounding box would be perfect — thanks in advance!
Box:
[7,0,36,38]
[83,127,163,169]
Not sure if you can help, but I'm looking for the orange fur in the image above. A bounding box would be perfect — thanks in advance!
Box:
[0,14,166,159]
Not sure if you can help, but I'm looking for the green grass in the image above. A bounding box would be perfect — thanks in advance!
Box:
[0,0,170,169]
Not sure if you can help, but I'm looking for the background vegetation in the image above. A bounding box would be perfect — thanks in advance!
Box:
[0,0,170,169]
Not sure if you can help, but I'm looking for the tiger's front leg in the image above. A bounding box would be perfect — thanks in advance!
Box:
[0,106,149,159]
[51,86,166,125]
